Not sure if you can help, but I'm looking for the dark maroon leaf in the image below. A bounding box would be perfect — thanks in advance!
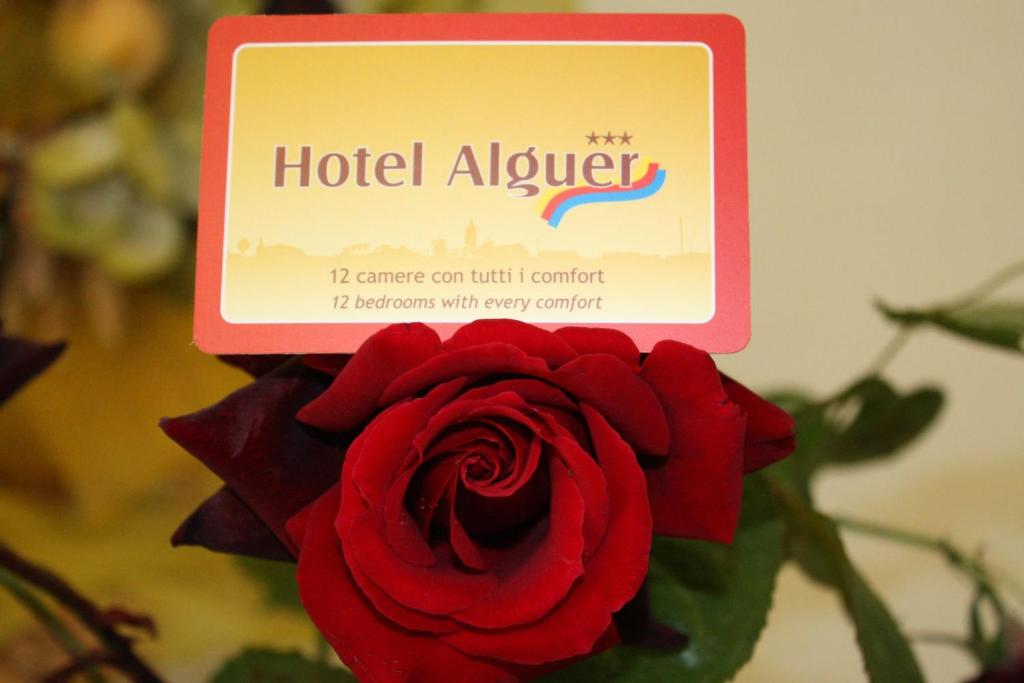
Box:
[0,331,64,406]
[162,359,345,555]
[173,486,293,562]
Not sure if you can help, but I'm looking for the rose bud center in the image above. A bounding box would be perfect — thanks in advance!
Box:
[406,416,554,558]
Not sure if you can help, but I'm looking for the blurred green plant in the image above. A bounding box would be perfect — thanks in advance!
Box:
[0,0,262,341]
[553,258,1024,683]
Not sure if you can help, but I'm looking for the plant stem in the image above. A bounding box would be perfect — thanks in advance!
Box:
[865,326,916,375]
[833,516,1004,611]
[0,539,165,683]
[0,568,107,683]
[943,258,1024,311]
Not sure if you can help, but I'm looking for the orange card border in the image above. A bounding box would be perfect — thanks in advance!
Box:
[194,13,749,354]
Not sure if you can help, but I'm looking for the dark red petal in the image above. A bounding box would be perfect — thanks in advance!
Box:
[217,354,291,378]
[300,483,458,635]
[448,480,489,572]
[641,340,726,407]
[295,488,522,683]
[552,354,670,457]
[302,354,351,376]
[554,327,641,368]
[351,379,468,509]
[379,343,549,406]
[0,332,64,405]
[442,406,651,665]
[457,378,576,411]
[172,486,293,562]
[334,466,462,633]
[341,512,498,615]
[161,359,342,553]
[720,374,796,472]
[547,435,610,560]
[641,342,746,542]
[453,438,547,538]
[384,467,437,568]
[614,580,689,649]
[297,323,442,431]
[451,458,585,629]
[443,319,578,368]
[340,429,498,614]
[286,500,315,548]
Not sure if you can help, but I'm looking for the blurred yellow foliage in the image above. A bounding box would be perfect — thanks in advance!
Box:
[0,295,312,681]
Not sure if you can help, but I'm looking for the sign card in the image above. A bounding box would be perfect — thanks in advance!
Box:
[195,13,750,353]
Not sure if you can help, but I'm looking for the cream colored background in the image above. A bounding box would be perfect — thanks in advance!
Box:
[582,1,1024,681]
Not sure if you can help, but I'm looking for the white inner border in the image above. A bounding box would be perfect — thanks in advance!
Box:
[220,41,716,325]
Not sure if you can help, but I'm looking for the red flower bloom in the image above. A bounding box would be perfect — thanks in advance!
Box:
[164,320,794,682]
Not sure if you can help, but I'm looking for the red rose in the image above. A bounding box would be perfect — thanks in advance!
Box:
[164,320,794,682]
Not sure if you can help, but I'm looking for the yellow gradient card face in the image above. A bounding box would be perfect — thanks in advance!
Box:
[195,15,750,353]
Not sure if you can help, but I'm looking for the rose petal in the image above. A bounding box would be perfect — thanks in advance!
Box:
[552,354,670,457]
[341,507,498,614]
[443,319,577,368]
[450,457,585,629]
[298,323,442,431]
[285,500,315,548]
[720,374,796,472]
[554,327,640,368]
[384,467,437,568]
[351,379,468,510]
[173,486,292,562]
[302,354,351,376]
[341,423,499,614]
[457,378,576,412]
[442,406,650,664]
[379,343,549,406]
[162,359,342,553]
[614,580,689,649]
[302,476,458,635]
[448,478,489,572]
[547,435,610,560]
[641,342,747,542]
[295,488,521,682]
[454,438,548,538]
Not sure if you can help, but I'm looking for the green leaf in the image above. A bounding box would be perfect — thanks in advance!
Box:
[765,376,943,495]
[827,378,944,465]
[209,648,355,683]
[762,399,831,499]
[98,200,184,283]
[879,301,1024,354]
[771,483,925,683]
[111,100,175,203]
[28,116,122,187]
[234,557,304,613]
[30,177,132,256]
[551,476,784,683]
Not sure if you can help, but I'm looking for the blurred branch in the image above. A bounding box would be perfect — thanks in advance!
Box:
[0,539,164,683]
[943,258,1024,311]
[0,568,107,683]
[43,652,117,683]
[864,326,916,375]
[833,516,999,597]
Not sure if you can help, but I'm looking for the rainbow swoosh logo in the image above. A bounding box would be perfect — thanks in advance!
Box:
[539,162,666,228]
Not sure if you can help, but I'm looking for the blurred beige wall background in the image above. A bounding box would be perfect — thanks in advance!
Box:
[581,1,1024,681]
